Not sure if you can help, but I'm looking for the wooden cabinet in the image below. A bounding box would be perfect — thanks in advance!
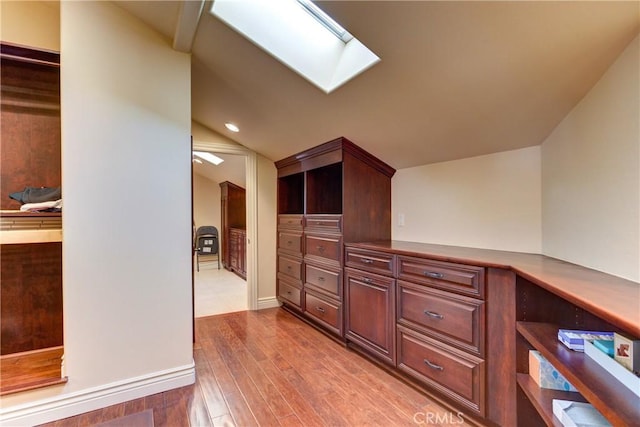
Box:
[343,240,640,426]
[396,256,487,416]
[0,43,65,395]
[344,263,396,365]
[275,137,395,339]
[229,227,246,279]
[219,181,246,279]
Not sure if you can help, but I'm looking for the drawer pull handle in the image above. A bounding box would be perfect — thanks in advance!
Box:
[286,291,292,295]
[318,276,325,281]
[286,265,292,270]
[317,246,325,252]
[362,277,373,284]
[424,271,444,279]
[361,258,374,264]
[423,359,444,371]
[287,241,293,245]
[423,310,444,320]
[316,306,325,313]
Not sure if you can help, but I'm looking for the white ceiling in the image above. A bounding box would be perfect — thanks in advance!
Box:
[118,0,640,170]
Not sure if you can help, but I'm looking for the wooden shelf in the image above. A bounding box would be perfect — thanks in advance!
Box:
[516,321,640,426]
[516,373,586,426]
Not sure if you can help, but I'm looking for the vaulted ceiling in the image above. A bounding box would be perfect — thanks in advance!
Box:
[119,0,639,170]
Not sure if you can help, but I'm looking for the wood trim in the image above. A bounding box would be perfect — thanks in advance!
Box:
[0,346,65,396]
[1,42,60,67]
[275,137,396,178]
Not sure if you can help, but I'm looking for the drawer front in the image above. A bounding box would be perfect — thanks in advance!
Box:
[304,233,342,265]
[278,231,303,256]
[278,214,303,230]
[278,278,302,309]
[305,263,341,297]
[278,255,303,281]
[398,280,484,356]
[345,247,395,277]
[398,326,485,416]
[304,292,341,335]
[305,214,342,233]
[397,256,485,299]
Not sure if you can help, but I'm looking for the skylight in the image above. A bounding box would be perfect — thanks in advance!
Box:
[210,0,380,94]
[193,151,224,165]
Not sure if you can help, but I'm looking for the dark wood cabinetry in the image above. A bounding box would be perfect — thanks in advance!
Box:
[275,137,395,339]
[0,43,65,395]
[344,240,639,427]
[228,227,246,279]
[219,181,246,279]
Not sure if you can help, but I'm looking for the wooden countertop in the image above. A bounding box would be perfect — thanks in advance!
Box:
[346,240,640,337]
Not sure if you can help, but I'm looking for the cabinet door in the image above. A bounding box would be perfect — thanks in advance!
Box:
[345,267,396,365]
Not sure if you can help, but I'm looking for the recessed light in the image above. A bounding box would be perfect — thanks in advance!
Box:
[225,123,240,132]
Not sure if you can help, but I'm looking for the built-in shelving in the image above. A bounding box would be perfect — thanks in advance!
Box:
[517,321,640,426]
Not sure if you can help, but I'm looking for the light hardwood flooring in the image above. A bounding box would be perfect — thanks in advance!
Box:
[41,308,472,427]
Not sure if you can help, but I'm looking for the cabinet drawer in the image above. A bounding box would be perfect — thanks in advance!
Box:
[398,326,485,416]
[278,231,303,256]
[305,214,341,233]
[305,263,341,297]
[345,268,396,365]
[278,278,302,309]
[304,233,342,265]
[278,255,303,281]
[397,256,485,299]
[398,280,484,356]
[278,214,303,230]
[304,292,341,335]
[345,247,395,277]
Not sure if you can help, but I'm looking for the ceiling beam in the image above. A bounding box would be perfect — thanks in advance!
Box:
[173,0,205,53]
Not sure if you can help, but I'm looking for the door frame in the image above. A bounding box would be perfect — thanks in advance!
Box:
[192,140,258,310]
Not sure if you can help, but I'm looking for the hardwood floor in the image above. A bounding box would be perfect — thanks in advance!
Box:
[40,308,472,427]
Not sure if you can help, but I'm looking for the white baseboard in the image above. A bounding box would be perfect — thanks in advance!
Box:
[257,296,280,310]
[0,362,195,427]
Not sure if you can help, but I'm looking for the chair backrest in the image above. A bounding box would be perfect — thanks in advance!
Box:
[195,226,219,254]
[196,226,218,238]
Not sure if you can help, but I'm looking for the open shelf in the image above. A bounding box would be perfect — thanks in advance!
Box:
[516,321,640,426]
[277,173,304,214]
[516,373,586,426]
[306,163,342,214]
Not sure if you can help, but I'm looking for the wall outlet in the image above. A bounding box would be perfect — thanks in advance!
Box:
[398,213,405,227]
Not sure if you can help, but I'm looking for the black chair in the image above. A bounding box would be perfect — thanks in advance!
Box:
[194,226,220,271]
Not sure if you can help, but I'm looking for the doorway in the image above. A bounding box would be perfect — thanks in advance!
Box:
[191,140,258,316]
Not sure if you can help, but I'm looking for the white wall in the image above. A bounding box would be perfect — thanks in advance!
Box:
[0,1,60,51]
[257,154,277,300]
[392,146,542,253]
[193,173,221,231]
[542,36,640,282]
[0,2,194,424]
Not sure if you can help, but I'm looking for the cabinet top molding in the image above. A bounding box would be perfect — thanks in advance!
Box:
[275,137,396,178]
[347,240,640,337]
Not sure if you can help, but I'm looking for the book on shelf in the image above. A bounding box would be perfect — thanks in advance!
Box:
[529,350,577,392]
[552,400,611,427]
[593,339,614,358]
[584,339,640,398]
[558,329,614,352]
[613,332,640,374]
